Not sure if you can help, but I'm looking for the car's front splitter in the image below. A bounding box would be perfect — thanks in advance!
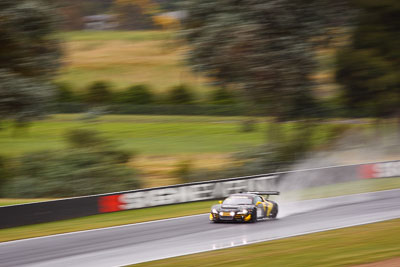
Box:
[209,213,252,222]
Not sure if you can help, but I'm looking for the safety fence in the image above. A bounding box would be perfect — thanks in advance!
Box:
[0,160,399,229]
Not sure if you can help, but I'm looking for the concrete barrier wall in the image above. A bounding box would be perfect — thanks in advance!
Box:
[0,160,398,229]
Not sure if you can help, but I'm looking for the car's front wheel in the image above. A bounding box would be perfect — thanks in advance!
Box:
[251,209,257,223]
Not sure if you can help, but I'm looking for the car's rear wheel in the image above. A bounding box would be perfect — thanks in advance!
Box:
[270,204,278,219]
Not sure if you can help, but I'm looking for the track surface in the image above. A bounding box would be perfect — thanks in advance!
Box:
[1,189,400,267]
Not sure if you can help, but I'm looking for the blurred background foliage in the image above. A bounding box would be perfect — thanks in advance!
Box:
[180,0,354,120]
[336,0,400,118]
[2,129,139,197]
[0,0,399,197]
[0,0,61,123]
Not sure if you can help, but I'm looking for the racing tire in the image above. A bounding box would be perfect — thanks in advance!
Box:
[270,204,278,219]
[251,209,257,223]
[212,219,220,223]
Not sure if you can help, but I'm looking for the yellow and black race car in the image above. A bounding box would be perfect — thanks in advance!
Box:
[209,191,279,223]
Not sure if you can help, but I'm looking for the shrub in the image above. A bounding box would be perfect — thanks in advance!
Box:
[108,104,245,116]
[171,159,193,183]
[2,129,140,197]
[65,128,109,148]
[167,84,195,105]
[86,81,112,104]
[4,149,140,197]
[122,84,155,104]
[0,155,13,197]
[209,87,236,105]
[54,82,76,103]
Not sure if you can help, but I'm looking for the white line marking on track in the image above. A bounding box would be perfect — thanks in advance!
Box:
[1,188,399,246]
[0,213,208,246]
[126,215,400,266]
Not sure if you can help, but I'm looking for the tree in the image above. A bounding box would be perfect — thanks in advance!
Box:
[180,0,355,172]
[0,0,61,123]
[180,0,353,120]
[336,0,400,119]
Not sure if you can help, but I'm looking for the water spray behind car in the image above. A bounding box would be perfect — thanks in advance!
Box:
[274,127,400,218]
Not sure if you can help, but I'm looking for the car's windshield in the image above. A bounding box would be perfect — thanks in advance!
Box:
[223,196,253,205]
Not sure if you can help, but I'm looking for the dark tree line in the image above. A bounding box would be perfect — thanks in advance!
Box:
[179,0,399,174]
[181,0,399,122]
[0,0,61,124]
[180,0,354,121]
[336,0,400,119]
[0,1,141,197]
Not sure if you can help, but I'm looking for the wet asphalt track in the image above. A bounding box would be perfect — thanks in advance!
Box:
[1,189,400,267]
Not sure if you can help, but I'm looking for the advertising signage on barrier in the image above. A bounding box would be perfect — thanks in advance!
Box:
[1,160,398,229]
[360,161,400,179]
[99,175,278,213]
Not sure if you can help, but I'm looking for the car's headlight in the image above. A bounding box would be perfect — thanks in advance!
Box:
[238,209,248,215]
[212,208,218,214]
[219,211,224,216]
[230,211,235,216]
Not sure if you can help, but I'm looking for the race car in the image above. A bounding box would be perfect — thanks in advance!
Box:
[209,191,279,223]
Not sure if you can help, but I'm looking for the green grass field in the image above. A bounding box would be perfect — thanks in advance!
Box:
[0,114,374,186]
[134,218,400,267]
[1,177,399,243]
[1,114,354,157]
[0,114,267,156]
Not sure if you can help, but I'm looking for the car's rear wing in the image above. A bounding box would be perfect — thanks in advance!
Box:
[246,191,280,196]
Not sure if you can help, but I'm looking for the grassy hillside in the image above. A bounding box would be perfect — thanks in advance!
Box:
[55,30,339,100]
[56,31,215,95]
[1,114,361,187]
[1,114,266,186]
